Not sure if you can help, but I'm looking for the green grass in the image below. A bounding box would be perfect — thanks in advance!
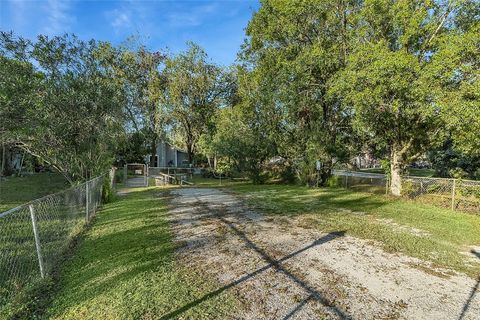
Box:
[360,168,436,177]
[0,173,69,212]
[230,184,480,277]
[191,176,250,188]
[45,187,236,320]
[407,168,436,177]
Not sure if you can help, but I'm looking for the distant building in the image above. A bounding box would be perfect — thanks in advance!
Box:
[351,153,380,169]
[147,140,189,167]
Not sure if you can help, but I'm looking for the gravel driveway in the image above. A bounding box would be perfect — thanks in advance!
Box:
[167,188,480,320]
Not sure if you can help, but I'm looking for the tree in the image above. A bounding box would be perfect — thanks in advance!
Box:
[429,138,480,180]
[427,0,480,156]
[0,33,125,183]
[206,66,277,183]
[0,53,42,176]
[242,0,361,185]
[108,40,167,167]
[164,43,223,164]
[332,0,477,195]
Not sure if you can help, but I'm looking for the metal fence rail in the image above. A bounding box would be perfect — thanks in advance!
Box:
[0,174,107,308]
[148,167,193,186]
[332,170,480,213]
[332,170,389,195]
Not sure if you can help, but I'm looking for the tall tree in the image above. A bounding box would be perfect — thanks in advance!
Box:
[242,0,361,185]
[332,0,477,195]
[164,42,223,163]
[109,41,167,167]
[0,33,125,182]
[0,49,42,176]
[427,0,480,156]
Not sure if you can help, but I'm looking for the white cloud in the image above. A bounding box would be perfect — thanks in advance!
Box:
[167,3,219,27]
[110,9,132,29]
[43,0,75,35]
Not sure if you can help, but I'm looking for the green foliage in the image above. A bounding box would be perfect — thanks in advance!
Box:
[457,184,480,200]
[426,6,480,155]
[0,274,54,319]
[209,103,271,183]
[242,0,360,185]
[114,169,124,184]
[326,175,341,188]
[164,43,223,163]
[328,0,479,193]
[1,33,126,183]
[101,177,114,203]
[107,40,167,166]
[429,139,480,180]
[116,131,149,164]
[380,159,391,177]
[400,180,416,196]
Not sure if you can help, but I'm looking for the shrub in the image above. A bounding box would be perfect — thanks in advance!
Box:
[326,175,341,187]
[102,177,114,203]
[401,179,416,197]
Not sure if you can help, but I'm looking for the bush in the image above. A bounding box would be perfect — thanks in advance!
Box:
[102,177,114,203]
[458,184,480,199]
[326,175,341,187]
[115,169,124,183]
[401,179,416,197]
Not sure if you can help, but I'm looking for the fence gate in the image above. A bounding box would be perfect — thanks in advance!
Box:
[124,163,148,187]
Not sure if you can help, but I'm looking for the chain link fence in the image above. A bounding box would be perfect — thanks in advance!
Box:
[332,170,389,195]
[0,173,109,310]
[332,170,480,213]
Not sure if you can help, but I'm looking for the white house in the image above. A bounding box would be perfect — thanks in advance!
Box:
[147,140,189,167]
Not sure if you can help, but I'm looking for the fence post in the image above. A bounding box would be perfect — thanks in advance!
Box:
[345,173,348,188]
[86,182,89,222]
[451,179,456,211]
[29,205,45,278]
[385,176,389,195]
[144,164,148,187]
[124,165,127,185]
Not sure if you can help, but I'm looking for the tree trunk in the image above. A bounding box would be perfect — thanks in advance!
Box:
[149,137,157,167]
[1,140,5,177]
[186,142,194,165]
[319,159,333,186]
[206,154,211,168]
[390,147,403,196]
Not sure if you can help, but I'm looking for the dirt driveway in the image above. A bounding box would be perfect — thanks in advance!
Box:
[167,188,480,320]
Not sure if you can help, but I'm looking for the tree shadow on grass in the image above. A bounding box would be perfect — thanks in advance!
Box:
[160,218,349,320]
[458,249,480,320]
[241,185,389,216]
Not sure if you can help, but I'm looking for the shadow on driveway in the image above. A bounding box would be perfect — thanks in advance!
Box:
[161,213,348,320]
[458,249,480,320]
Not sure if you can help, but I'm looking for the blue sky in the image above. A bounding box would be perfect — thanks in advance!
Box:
[0,0,260,65]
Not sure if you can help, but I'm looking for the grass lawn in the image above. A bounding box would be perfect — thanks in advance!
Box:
[230,184,480,277]
[45,186,236,320]
[0,173,69,212]
[360,168,436,177]
[191,176,250,188]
